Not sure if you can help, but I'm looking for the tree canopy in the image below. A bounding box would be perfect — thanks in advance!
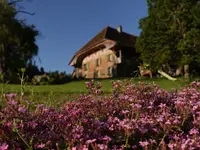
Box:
[0,0,39,82]
[136,0,200,73]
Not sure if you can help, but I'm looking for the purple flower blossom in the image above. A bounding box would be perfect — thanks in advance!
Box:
[28,121,38,128]
[121,110,129,114]
[0,143,8,150]
[72,147,76,150]
[8,99,17,105]
[97,144,107,150]
[132,145,137,149]
[131,104,142,110]
[101,136,112,142]
[168,143,175,149]
[4,122,11,127]
[6,93,17,98]
[189,128,199,135]
[1,80,200,149]
[165,120,171,125]
[18,106,26,113]
[157,116,164,122]
[86,139,96,144]
[35,143,45,149]
[139,141,149,147]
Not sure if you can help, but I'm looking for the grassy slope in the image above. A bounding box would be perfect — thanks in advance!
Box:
[0,77,190,107]
[1,77,189,93]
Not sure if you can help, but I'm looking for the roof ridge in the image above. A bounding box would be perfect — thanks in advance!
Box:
[69,26,137,66]
[106,26,137,38]
[73,26,108,56]
[103,26,109,38]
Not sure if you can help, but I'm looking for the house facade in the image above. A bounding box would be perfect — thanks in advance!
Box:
[69,26,139,79]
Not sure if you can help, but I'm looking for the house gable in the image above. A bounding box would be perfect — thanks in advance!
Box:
[69,26,136,66]
[69,26,138,79]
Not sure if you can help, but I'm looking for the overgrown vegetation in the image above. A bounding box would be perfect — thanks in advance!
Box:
[32,71,71,85]
[1,1,200,149]
[1,80,200,149]
[136,0,200,79]
[0,0,40,83]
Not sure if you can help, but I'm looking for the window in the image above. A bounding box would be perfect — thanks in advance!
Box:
[107,54,112,62]
[94,70,100,78]
[83,63,88,71]
[96,58,101,66]
[84,73,88,78]
[116,50,122,58]
[108,67,112,76]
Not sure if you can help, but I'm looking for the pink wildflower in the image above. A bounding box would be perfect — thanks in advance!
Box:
[0,143,9,150]
[18,106,26,113]
[86,139,96,144]
[72,147,76,150]
[6,93,17,98]
[168,143,175,149]
[8,99,17,105]
[35,143,45,149]
[189,128,199,135]
[139,141,149,147]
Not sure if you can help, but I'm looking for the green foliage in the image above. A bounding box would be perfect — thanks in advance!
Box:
[25,62,44,82]
[0,78,191,94]
[2,81,200,149]
[136,0,200,72]
[0,0,39,82]
[48,71,72,84]
[32,71,72,85]
[32,74,49,85]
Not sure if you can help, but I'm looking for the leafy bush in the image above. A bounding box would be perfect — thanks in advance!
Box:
[32,71,71,85]
[47,71,71,84]
[32,74,50,85]
[1,80,200,149]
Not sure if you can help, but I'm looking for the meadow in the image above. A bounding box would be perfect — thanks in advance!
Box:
[1,77,189,93]
[0,77,190,107]
[1,78,200,149]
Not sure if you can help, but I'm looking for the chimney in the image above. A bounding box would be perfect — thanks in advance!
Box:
[117,25,122,33]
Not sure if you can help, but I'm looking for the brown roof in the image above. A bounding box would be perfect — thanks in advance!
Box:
[69,26,137,65]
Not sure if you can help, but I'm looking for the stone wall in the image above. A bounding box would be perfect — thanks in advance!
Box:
[82,49,117,78]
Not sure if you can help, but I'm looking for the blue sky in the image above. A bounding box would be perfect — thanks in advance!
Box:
[19,0,148,73]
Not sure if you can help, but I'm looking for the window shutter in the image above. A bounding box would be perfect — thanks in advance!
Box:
[110,55,113,61]
[98,70,101,77]
[108,67,111,76]
[86,63,88,70]
[106,55,109,62]
[96,59,99,66]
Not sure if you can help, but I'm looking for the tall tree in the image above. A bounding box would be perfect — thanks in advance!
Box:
[136,0,200,79]
[0,0,39,82]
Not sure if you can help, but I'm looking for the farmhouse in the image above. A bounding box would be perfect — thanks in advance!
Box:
[69,26,139,79]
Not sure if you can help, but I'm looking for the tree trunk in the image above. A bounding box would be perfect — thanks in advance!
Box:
[184,64,189,80]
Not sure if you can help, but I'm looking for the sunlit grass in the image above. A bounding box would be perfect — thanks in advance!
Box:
[0,77,191,107]
[0,77,190,93]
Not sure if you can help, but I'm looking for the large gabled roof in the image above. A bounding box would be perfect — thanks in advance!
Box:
[69,26,137,66]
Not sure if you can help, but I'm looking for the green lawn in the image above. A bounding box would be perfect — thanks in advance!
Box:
[0,77,191,107]
[1,77,190,93]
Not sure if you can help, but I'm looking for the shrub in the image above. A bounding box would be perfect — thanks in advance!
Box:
[32,71,71,85]
[32,74,50,85]
[47,71,71,84]
[1,80,200,149]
